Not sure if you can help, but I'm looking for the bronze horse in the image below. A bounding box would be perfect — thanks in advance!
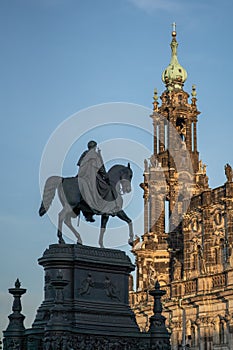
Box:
[39,164,134,247]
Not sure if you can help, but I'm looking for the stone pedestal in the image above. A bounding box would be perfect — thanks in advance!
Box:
[3,243,171,349]
[31,243,139,336]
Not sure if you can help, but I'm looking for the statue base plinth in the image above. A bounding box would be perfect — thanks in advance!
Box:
[32,243,139,335]
[4,243,171,349]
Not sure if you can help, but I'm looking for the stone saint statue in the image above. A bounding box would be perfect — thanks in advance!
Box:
[225,163,232,182]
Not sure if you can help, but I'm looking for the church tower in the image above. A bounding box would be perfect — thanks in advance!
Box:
[133,25,209,294]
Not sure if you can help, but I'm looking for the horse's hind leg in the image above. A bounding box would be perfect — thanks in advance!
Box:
[58,208,66,244]
[99,214,109,248]
[64,214,83,244]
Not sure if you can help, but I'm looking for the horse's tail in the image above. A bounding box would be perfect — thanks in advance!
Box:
[39,176,62,216]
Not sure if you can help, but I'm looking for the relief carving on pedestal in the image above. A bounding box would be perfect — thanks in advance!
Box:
[104,276,120,301]
[79,273,94,296]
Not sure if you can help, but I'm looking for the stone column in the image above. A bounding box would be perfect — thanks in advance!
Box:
[193,119,197,152]
[141,168,149,234]
[186,120,192,152]
[159,120,165,153]
[150,193,156,232]
[203,206,215,271]
[182,219,192,276]
[153,117,158,156]
[150,192,165,234]
[168,115,174,151]
[225,185,233,266]
[144,195,149,234]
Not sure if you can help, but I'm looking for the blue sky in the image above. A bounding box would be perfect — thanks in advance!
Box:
[1,0,233,335]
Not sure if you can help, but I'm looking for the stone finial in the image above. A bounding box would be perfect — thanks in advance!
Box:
[149,281,171,349]
[191,84,197,107]
[153,88,158,102]
[3,280,27,349]
[155,279,160,289]
[15,279,21,288]
[191,84,197,97]
[150,281,165,315]
[153,88,159,111]
[9,279,26,315]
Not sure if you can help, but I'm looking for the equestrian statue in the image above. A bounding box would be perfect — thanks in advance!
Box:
[39,141,134,248]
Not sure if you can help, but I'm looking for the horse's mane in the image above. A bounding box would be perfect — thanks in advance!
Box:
[108,164,124,172]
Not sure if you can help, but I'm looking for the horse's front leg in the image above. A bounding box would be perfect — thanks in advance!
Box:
[99,214,109,248]
[57,208,66,244]
[64,213,82,244]
[116,210,134,245]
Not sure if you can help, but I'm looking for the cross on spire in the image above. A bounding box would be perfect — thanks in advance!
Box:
[172,22,176,33]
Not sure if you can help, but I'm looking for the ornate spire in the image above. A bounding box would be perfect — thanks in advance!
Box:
[162,23,187,91]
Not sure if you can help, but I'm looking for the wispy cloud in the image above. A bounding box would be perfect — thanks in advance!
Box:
[128,0,183,13]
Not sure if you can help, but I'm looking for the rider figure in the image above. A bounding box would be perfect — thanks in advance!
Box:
[77,140,108,176]
[77,140,109,222]
[77,140,97,167]
[77,140,108,181]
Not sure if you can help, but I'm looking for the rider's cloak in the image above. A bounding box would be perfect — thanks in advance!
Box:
[78,149,123,215]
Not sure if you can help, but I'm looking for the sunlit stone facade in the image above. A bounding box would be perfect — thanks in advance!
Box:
[130,29,233,350]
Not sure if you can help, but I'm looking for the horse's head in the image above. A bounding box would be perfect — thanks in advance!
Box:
[119,163,133,194]
[108,163,133,195]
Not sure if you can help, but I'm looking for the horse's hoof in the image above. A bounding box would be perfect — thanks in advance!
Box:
[128,238,134,247]
[77,240,83,245]
[59,238,66,244]
[86,217,95,223]
[99,242,104,249]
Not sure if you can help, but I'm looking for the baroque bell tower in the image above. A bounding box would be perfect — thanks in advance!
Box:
[132,25,209,295]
